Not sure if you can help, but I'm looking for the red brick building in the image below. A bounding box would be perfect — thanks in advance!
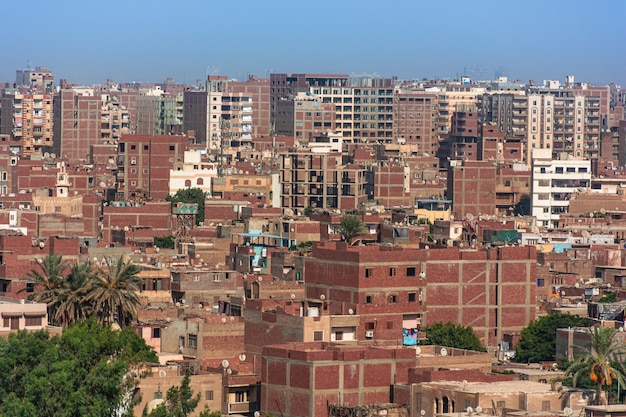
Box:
[304,241,536,346]
[261,342,415,417]
[116,134,190,200]
[448,160,497,219]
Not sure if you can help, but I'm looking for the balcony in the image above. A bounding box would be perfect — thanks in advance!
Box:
[228,402,258,414]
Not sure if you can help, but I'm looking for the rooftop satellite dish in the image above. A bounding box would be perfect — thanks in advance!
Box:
[348,308,354,315]
[582,230,590,239]
[466,406,473,415]
[255,412,261,417]
[99,181,107,188]
[420,411,426,416]
[564,407,573,416]
[221,359,230,369]
[221,317,227,323]
[226,368,232,375]
[290,293,296,299]
[257,276,263,282]
[159,370,167,377]
[166,317,171,322]
[320,294,326,301]
[415,346,421,355]
[440,347,448,356]
[475,406,482,414]
[466,213,475,221]
[239,353,247,362]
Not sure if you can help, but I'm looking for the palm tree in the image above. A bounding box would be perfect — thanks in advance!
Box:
[566,326,626,405]
[336,215,368,244]
[55,262,94,327]
[20,254,69,323]
[87,256,142,327]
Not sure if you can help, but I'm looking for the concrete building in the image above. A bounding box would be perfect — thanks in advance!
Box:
[183,76,253,152]
[0,89,54,156]
[280,149,368,212]
[531,149,591,229]
[0,296,52,335]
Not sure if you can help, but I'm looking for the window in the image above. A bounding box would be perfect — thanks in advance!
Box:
[25,316,42,326]
[205,391,214,401]
[386,321,394,330]
[365,321,375,330]
[566,167,576,173]
[169,145,175,151]
[497,401,505,409]
[542,401,550,411]
[365,295,372,304]
[540,167,546,173]
[389,267,397,277]
[408,292,417,302]
[579,167,588,173]
[313,330,324,341]
[555,167,564,174]
[26,283,34,293]
[334,331,343,341]
[143,145,149,150]
[188,334,197,348]
[407,267,416,276]
[130,145,136,150]
[152,328,161,338]
[365,268,373,278]
[388,294,398,303]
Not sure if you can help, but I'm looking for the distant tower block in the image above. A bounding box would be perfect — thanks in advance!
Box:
[173,202,198,243]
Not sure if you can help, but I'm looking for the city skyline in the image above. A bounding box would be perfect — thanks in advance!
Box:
[1,0,625,86]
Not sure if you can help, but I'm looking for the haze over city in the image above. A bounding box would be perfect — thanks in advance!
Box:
[1,0,625,85]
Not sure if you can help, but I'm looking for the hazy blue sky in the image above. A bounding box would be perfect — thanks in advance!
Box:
[1,0,624,86]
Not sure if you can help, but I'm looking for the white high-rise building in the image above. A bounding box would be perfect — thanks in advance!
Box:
[531,149,591,229]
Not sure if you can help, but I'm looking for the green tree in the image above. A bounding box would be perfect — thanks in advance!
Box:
[336,215,368,244]
[143,371,220,417]
[55,262,94,327]
[420,322,486,352]
[87,256,142,328]
[515,313,589,363]
[597,292,617,303]
[167,188,208,226]
[0,319,157,417]
[514,194,531,216]
[154,236,176,249]
[566,326,626,405]
[20,254,70,323]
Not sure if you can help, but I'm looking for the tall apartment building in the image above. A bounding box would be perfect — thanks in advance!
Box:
[135,93,183,135]
[531,149,591,229]
[280,150,368,211]
[183,76,253,151]
[481,78,609,164]
[274,92,335,139]
[115,134,190,200]
[15,66,54,93]
[53,82,131,163]
[0,90,54,156]
[229,75,271,137]
[393,90,439,155]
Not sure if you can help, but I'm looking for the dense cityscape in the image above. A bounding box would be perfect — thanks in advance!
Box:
[0,61,625,417]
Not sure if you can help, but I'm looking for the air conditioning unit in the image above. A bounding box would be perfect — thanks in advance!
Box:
[365,331,374,338]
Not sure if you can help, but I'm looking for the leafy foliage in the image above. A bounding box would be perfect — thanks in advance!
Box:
[565,326,626,405]
[154,236,176,249]
[336,215,368,244]
[0,319,157,416]
[420,321,486,352]
[24,255,143,328]
[167,188,208,226]
[515,313,589,363]
[514,194,531,216]
[142,372,220,417]
[597,292,617,303]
